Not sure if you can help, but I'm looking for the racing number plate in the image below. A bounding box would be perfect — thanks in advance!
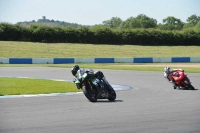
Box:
[92,78,100,86]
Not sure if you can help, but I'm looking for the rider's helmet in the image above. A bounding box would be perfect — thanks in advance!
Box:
[164,66,170,74]
[71,65,80,76]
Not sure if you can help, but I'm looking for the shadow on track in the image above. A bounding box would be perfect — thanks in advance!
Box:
[176,88,199,91]
[92,100,123,103]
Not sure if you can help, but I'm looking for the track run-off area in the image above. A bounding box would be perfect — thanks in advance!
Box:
[0,67,200,133]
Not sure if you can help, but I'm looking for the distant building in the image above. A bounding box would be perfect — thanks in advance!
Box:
[42,16,46,20]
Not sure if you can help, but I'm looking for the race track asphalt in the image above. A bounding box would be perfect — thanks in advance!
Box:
[0,67,200,133]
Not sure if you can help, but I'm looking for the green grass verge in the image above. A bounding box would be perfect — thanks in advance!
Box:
[0,77,81,96]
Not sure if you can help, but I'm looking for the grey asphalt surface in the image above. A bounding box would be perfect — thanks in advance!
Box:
[0,67,200,133]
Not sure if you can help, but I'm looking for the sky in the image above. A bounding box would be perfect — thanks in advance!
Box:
[0,0,200,25]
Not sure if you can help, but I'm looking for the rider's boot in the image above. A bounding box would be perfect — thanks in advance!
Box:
[173,86,177,89]
[172,81,177,89]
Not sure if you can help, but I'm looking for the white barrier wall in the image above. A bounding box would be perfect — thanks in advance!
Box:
[153,58,172,63]
[32,58,54,64]
[0,58,9,64]
[190,57,200,63]
[75,58,94,63]
[114,58,133,63]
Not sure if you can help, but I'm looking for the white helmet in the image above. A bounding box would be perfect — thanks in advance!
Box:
[164,66,170,74]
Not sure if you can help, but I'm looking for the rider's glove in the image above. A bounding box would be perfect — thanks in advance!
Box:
[76,83,81,89]
[73,77,82,89]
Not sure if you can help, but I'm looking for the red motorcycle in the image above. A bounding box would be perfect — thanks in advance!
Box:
[172,71,195,90]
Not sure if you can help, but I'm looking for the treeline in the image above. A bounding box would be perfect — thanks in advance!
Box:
[102,14,200,31]
[17,18,82,28]
[16,14,200,31]
[17,14,200,30]
[0,22,199,45]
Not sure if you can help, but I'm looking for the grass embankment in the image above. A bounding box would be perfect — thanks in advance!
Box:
[0,41,199,95]
[1,41,200,58]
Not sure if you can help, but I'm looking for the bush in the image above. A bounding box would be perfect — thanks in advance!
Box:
[0,23,200,45]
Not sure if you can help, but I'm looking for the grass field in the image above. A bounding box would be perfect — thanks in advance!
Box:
[1,41,200,58]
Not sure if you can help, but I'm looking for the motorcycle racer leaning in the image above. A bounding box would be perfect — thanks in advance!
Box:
[71,65,109,90]
[164,66,184,89]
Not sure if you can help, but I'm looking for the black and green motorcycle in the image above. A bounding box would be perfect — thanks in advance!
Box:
[74,69,116,102]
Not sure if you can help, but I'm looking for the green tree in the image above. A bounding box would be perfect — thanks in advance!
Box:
[158,16,184,30]
[102,17,123,29]
[187,14,200,25]
[119,17,140,29]
[119,14,157,29]
[135,14,157,28]
[195,21,200,29]
[184,14,200,29]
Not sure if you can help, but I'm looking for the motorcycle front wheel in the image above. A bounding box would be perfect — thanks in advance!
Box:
[184,80,195,90]
[82,84,98,102]
[188,84,195,90]
[107,85,116,101]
